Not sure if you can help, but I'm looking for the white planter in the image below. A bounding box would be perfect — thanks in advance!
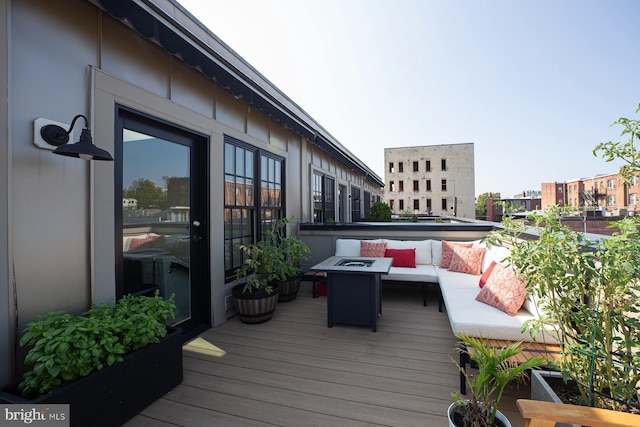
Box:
[531,370,579,427]
[447,401,511,427]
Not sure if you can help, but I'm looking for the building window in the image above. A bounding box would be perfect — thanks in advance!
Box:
[426,198,432,213]
[426,179,431,192]
[413,199,419,211]
[398,162,404,173]
[630,193,639,205]
[442,179,447,191]
[441,198,447,210]
[441,158,447,171]
[351,185,361,221]
[389,162,394,173]
[399,180,404,192]
[608,195,616,206]
[413,161,419,172]
[389,199,395,210]
[224,138,284,279]
[313,172,335,222]
[413,180,419,192]
[608,179,616,189]
[399,199,404,210]
[389,181,395,192]
[632,176,639,187]
[425,160,431,172]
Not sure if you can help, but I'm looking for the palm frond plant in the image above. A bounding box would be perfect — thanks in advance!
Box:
[450,333,545,427]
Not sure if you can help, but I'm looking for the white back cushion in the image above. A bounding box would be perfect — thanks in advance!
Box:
[384,239,432,265]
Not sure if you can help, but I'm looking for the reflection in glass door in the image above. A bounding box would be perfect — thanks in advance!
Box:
[116,108,209,337]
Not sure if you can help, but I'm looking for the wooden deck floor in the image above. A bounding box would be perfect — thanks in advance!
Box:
[125,282,530,426]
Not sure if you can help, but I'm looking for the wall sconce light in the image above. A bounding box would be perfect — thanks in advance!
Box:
[40,114,113,161]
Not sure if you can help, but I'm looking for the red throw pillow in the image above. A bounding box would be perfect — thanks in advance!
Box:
[475,263,526,316]
[440,241,473,269]
[385,248,416,268]
[448,246,486,275]
[128,235,164,251]
[479,261,497,288]
[360,241,387,257]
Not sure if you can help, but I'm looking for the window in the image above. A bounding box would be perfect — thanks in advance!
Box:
[364,191,371,218]
[399,199,404,210]
[351,185,361,221]
[413,199,419,211]
[313,172,335,222]
[413,161,419,172]
[608,195,616,206]
[413,180,419,192]
[224,137,284,279]
[425,160,431,172]
[389,199,395,210]
[441,158,447,171]
[389,181,395,192]
[442,179,447,191]
[630,193,639,205]
[389,162,394,173]
[426,179,431,191]
[426,198,432,213]
[441,198,447,210]
[398,162,404,173]
[632,176,639,186]
[608,179,616,189]
[399,180,404,192]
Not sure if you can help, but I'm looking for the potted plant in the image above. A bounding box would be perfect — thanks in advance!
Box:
[485,206,640,412]
[0,291,181,427]
[266,217,310,302]
[234,235,287,323]
[449,333,545,427]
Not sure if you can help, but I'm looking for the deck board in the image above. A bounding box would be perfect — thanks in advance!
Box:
[124,282,530,426]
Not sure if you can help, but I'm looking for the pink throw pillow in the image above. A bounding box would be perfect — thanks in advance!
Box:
[360,241,387,257]
[448,246,486,275]
[128,235,164,251]
[384,248,416,268]
[475,263,526,316]
[440,241,473,269]
[479,261,497,288]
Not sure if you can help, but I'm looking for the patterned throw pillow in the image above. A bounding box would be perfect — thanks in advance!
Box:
[359,241,387,257]
[475,263,526,316]
[448,246,486,275]
[439,241,473,269]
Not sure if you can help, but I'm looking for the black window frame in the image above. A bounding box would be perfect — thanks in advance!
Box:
[224,135,285,280]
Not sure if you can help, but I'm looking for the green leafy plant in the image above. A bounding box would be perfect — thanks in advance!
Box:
[451,333,545,426]
[265,217,310,279]
[18,291,175,399]
[485,206,640,410]
[367,201,392,221]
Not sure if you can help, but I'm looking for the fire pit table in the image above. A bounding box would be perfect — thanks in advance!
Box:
[310,256,392,332]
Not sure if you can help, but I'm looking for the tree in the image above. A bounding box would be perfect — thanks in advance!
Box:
[124,178,167,209]
[593,103,640,183]
[367,201,392,221]
[475,192,500,219]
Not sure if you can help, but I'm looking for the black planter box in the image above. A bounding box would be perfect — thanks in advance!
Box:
[0,328,183,427]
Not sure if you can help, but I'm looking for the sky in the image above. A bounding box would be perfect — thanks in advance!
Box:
[177,0,640,198]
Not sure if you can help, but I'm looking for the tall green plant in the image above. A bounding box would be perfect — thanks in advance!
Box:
[485,207,640,409]
[367,201,392,221]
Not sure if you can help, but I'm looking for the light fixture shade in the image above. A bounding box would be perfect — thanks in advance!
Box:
[53,128,114,161]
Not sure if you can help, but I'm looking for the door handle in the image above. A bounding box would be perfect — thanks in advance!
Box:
[192,235,203,242]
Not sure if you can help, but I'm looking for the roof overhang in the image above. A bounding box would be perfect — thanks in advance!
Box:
[95,0,384,187]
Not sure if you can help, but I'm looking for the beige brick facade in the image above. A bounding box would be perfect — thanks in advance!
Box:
[383,143,475,218]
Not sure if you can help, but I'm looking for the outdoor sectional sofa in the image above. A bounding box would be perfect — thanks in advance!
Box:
[334,238,548,343]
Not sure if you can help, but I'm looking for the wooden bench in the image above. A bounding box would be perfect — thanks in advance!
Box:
[517,399,640,427]
[459,339,562,394]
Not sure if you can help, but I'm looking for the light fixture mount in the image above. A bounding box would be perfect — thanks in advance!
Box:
[40,114,113,161]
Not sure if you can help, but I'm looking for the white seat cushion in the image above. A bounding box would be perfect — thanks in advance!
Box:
[383,265,438,283]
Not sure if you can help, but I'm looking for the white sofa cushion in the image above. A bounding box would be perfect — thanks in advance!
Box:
[383,239,432,265]
[335,239,382,257]
[384,264,438,283]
